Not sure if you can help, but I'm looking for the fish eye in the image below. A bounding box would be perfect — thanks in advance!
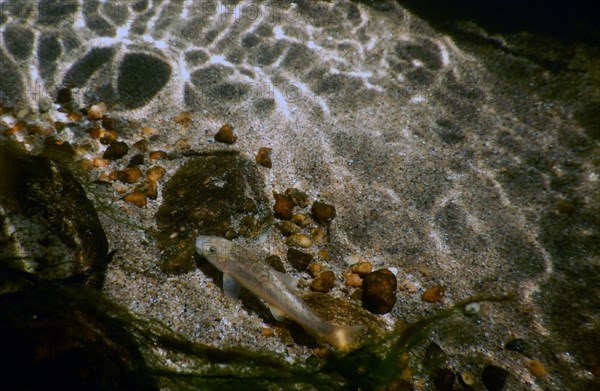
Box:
[208,245,216,253]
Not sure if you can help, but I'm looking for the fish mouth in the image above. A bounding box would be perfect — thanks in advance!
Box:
[195,235,210,256]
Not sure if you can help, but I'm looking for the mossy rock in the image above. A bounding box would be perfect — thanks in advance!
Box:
[156,152,272,273]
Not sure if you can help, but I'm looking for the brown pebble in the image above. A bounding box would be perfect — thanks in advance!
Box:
[147,166,166,181]
[317,250,330,261]
[112,182,128,193]
[67,112,82,122]
[286,233,312,248]
[362,269,397,314]
[264,255,285,273]
[214,123,237,144]
[419,265,433,278]
[256,147,272,168]
[399,279,418,293]
[102,141,129,160]
[311,201,336,224]
[116,167,142,184]
[149,150,167,160]
[275,221,300,236]
[292,213,311,227]
[128,154,145,166]
[285,188,309,208]
[123,191,147,207]
[311,271,335,293]
[260,327,274,337]
[287,248,313,271]
[99,130,118,145]
[528,360,546,377]
[80,159,93,171]
[133,140,149,151]
[308,262,323,278]
[422,285,445,303]
[101,116,117,130]
[351,262,372,277]
[137,180,158,199]
[311,227,325,244]
[3,121,26,135]
[88,102,106,120]
[141,127,158,136]
[174,112,193,125]
[93,157,109,168]
[273,192,294,220]
[344,271,362,287]
[96,172,110,182]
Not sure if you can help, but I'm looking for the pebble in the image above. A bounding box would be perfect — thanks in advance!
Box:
[116,167,142,183]
[433,368,455,391]
[102,141,129,160]
[141,127,158,137]
[93,157,109,168]
[481,365,509,391]
[112,182,128,193]
[133,140,149,151]
[344,271,362,287]
[310,271,335,293]
[464,302,480,315]
[88,102,106,120]
[311,227,325,244]
[260,327,274,337]
[287,248,313,271]
[399,278,418,293]
[286,233,312,248]
[275,221,300,236]
[460,371,475,386]
[285,188,309,208]
[528,360,546,377]
[101,116,116,130]
[317,250,330,261]
[55,87,72,103]
[265,255,285,273]
[147,166,166,181]
[504,338,527,354]
[351,261,372,277]
[419,265,433,278]
[362,269,397,314]
[174,112,193,125]
[311,201,336,224]
[308,262,323,277]
[256,147,272,168]
[583,351,600,377]
[99,130,118,145]
[137,179,158,200]
[67,112,82,122]
[123,191,147,207]
[422,285,445,303]
[149,150,167,160]
[273,192,294,220]
[291,213,311,227]
[214,123,237,144]
[129,154,144,166]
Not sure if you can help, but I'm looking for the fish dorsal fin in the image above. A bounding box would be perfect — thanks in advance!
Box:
[223,273,241,301]
[273,271,298,290]
[268,304,287,321]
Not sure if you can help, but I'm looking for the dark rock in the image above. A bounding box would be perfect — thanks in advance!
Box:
[128,154,145,167]
[0,286,158,390]
[275,220,300,236]
[156,153,272,273]
[273,192,294,220]
[504,338,527,354]
[287,248,313,271]
[0,144,109,288]
[482,365,509,391]
[311,201,336,224]
[433,368,455,391]
[423,342,448,371]
[362,269,397,314]
[55,87,73,104]
[103,141,129,160]
[311,271,335,293]
[265,255,285,273]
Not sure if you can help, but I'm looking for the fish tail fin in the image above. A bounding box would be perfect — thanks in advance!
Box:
[331,324,365,351]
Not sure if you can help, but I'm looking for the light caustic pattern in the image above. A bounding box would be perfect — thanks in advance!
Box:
[0,0,458,120]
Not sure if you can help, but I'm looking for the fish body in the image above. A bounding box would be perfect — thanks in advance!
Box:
[195,235,361,349]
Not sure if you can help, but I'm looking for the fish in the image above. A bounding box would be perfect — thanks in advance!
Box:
[195,235,363,350]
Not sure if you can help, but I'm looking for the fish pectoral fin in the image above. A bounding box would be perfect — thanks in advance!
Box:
[223,273,241,301]
[268,304,287,321]
[273,271,298,290]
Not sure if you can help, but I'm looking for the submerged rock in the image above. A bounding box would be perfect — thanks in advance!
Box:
[0,144,109,289]
[156,152,272,272]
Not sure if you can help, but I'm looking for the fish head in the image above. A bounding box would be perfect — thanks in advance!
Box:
[195,235,232,271]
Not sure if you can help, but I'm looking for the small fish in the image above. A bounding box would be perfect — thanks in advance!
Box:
[195,235,362,350]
